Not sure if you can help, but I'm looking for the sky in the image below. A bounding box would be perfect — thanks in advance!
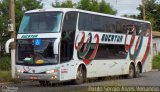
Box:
[41,0,142,16]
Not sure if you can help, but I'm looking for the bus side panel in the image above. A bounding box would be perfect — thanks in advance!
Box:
[136,36,152,72]
[86,59,130,78]
[59,61,80,81]
[141,36,152,72]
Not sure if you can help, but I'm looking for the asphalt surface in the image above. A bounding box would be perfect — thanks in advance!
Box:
[0,71,160,92]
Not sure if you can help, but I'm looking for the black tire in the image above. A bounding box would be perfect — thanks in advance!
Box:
[135,64,140,78]
[74,65,86,85]
[127,63,135,79]
[39,81,49,86]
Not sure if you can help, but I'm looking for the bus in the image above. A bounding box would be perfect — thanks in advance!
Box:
[5,8,152,86]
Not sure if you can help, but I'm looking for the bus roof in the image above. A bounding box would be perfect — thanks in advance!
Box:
[25,8,150,24]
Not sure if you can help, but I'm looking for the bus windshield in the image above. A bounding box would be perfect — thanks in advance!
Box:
[16,39,58,65]
[18,12,62,33]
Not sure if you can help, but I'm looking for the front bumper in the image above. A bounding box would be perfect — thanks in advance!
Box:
[15,73,59,81]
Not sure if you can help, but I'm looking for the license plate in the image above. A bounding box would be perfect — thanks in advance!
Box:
[30,76,38,80]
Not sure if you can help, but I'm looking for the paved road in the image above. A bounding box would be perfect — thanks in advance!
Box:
[0,71,160,92]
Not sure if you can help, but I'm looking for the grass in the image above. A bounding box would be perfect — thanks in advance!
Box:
[0,71,12,82]
[0,54,11,71]
[152,53,160,70]
[0,71,20,83]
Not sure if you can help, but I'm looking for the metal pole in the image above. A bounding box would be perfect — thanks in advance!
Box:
[9,0,16,78]
[142,0,146,20]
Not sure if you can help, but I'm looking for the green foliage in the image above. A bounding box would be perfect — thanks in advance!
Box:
[0,70,20,82]
[137,0,160,31]
[124,0,160,31]
[76,0,90,10]
[0,71,12,82]
[152,53,160,70]
[52,0,61,8]
[77,0,117,15]
[0,0,10,53]
[123,14,141,19]
[0,54,11,71]
[53,0,117,15]
[53,0,74,8]
[61,0,74,8]
[98,0,116,15]
[0,0,42,55]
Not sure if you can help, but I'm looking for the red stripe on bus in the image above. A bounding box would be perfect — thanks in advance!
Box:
[141,36,151,64]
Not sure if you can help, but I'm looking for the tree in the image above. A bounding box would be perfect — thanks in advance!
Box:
[53,0,117,15]
[61,0,74,8]
[76,0,117,15]
[53,0,74,8]
[76,0,91,10]
[0,0,10,54]
[137,0,160,31]
[0,0,42,54]
[53,0,62,8]
[98,0,116,15]
[123,14,141,19]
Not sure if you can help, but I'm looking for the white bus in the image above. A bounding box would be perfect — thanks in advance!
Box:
[6,8,152,85]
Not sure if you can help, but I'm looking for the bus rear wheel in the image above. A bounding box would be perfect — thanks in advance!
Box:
[135,64,141,78]
[74,65,86,85]
[127,63,135,79]
[39,81,49,86]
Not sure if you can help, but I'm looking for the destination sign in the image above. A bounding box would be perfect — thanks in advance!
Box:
[21,35,38,39]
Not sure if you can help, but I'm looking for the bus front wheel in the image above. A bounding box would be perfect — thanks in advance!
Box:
[74,65,86,85]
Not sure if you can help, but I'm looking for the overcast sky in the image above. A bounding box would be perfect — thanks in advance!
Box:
[42,0,142,16]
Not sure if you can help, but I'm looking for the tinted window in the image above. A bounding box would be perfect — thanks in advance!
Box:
[18,12,62,33]
[60,12,78,63]
[95,44,127,59]
[16,39,58,65]
[78,44,127,60]
[78,13,150,35]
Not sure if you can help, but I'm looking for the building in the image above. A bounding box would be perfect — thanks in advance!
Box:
[152,31,160,56]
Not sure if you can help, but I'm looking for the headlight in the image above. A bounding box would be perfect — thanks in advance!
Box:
[46,69,59,74]
[16,69,24,73]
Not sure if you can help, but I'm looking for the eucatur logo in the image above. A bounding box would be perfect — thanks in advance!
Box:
[124,27,151,64]
[21,35,38,38]
[75,32,99,65]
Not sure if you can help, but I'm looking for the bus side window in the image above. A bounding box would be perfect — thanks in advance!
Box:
[60,12,78,63]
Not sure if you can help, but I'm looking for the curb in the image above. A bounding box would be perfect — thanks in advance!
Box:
[151,69,159,72]
[0,81,29,85]
[0,82,14,85]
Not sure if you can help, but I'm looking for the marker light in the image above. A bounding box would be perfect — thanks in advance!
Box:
[16,69,24,73]
[46,69,59,74]
[51,75,57,79]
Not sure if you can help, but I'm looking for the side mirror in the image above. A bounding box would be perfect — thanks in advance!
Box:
[5,38,15,53]
[54,38,60,54]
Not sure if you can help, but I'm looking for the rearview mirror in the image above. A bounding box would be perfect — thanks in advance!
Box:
[54,38,60,54]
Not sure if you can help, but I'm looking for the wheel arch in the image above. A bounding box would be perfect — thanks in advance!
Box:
[130,62,136,70]
[127,61,136,79]
[74,62,87,78]
[136,61,142,73]
[73,63,87,84]
[78,63,87,75]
